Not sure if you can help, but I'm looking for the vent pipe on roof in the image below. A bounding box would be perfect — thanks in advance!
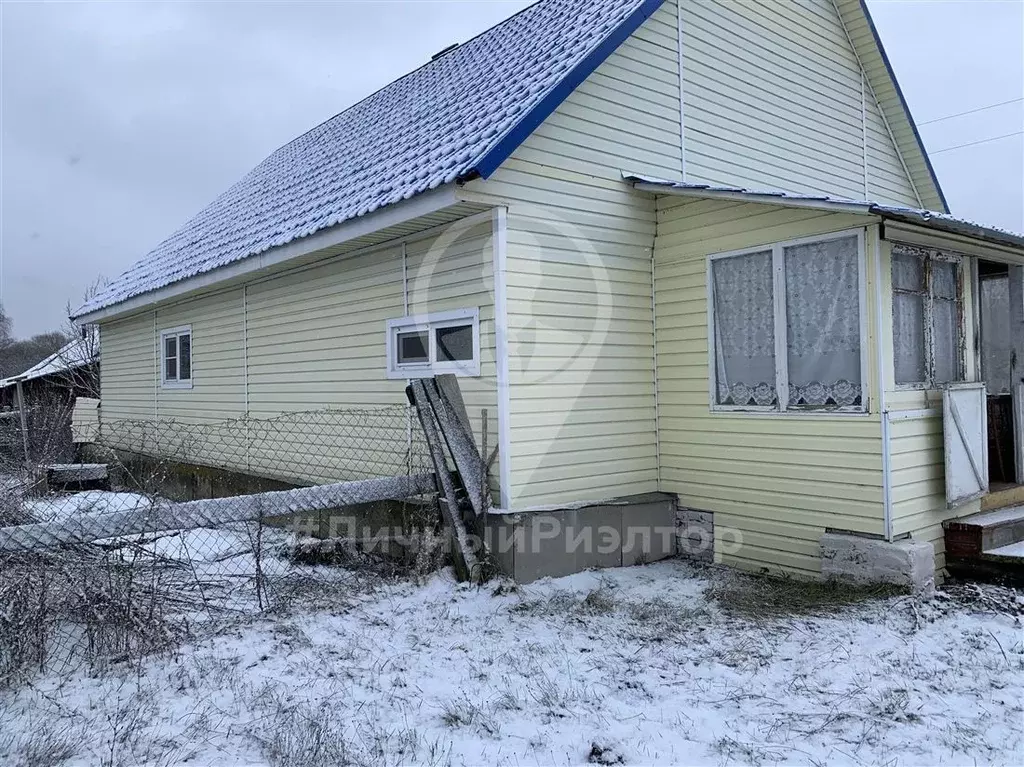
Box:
[431,43,459,61]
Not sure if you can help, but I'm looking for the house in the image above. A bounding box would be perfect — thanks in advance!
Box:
[0,333,99,409]
[0,332,101,461]
[72,0,1024,586]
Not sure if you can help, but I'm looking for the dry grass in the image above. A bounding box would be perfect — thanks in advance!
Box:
[705,570,908,619]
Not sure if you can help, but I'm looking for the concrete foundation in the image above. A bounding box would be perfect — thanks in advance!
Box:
[821,532,935,594]
[484,492,677,583]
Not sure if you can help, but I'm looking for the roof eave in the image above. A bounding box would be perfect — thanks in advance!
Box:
[74,183,463,324]
[626,175,1024,254]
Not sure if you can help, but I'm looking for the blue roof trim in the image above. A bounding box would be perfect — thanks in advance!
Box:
[858,0,949,213]
[467,0,665,180]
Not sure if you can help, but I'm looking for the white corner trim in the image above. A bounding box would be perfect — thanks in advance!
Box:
[676,0,686,182]
[873,227,894,540]
[492,207,512,509]
[76,184,461,324]
[651,249,661,487]
[242,286,249,413]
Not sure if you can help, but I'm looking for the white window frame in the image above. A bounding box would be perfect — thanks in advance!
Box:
[706,228,869,415]
[159,324,193,389]
[890,242,966,391]
[386,308,480,379]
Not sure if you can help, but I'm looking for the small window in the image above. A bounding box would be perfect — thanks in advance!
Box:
[387,309,479,379]
[891,243,965,387]
[160,326,193,388]
[709,231,865,412]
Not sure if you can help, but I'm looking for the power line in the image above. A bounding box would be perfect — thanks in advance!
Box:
[931,130,1024,155]
[918,97,1024,126]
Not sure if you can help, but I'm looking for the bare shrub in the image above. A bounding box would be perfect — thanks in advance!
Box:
[248,699,353,767]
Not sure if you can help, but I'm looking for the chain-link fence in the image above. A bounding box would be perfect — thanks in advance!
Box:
[0,405,443,690]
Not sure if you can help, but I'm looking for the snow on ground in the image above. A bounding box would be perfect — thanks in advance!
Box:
[2,560,1021,766]
[25,490,152,522]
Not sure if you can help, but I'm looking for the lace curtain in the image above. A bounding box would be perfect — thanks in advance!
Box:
[784,236,862,407]
[712,250,777,406]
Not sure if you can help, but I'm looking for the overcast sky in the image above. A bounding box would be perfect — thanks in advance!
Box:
[1,0,1022,338]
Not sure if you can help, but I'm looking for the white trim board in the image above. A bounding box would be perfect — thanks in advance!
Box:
[76,184,462,324]
[492,207,512,510]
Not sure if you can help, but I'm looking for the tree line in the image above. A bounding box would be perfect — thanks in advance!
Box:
[0,304,70,380]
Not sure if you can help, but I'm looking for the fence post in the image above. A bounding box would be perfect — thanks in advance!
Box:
[15,379,30,468]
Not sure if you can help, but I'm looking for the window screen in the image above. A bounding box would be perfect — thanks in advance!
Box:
[436,325,473,362]
[178,334,192,381]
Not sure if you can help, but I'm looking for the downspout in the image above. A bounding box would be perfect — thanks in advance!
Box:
[874,225,894,540]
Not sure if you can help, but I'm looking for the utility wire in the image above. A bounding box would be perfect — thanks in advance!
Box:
[931,130,1024,154]
[919,97,1023,126]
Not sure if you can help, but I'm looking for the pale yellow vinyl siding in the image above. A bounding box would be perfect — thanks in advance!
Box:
[99,312,157,421]
[680,0,921,208]
[833,0,945,212]
[459,2,681,507]
[888,414,961,572]
[157,289,246,422]
[654,197,885,576]
[97,214,497,487]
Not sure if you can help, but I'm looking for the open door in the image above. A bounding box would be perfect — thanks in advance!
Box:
[944,383,989,508]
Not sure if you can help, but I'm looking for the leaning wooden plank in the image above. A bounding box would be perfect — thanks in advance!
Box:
[408,380,479,581]
[426,377,489,518]
[0,473,436,554]
[435,374,474,440]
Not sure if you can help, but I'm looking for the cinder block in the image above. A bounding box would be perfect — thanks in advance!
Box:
[574,503,624,571]
[621,499,676,566]
[821,533,935,595]
[484,512,518,578]
[514,510,579,583]
[676,506,714,562]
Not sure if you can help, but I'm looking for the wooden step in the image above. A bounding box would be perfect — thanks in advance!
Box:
[944,505,1024,559]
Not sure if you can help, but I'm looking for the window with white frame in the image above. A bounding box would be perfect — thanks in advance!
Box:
[386,308,479,378]
[891,243,965,387]
[160,326,192,388]
[710,231,865,412]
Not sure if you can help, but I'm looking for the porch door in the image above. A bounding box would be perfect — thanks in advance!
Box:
[1009,266,1024,481]
[944,383,989,507]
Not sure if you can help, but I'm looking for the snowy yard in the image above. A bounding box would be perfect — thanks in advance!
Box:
[1,560,1021,766]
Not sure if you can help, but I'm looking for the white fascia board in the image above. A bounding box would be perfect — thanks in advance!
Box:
[76,184,460,325]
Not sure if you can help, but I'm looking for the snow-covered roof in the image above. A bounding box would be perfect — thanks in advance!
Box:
[625,176,1024,252]
[0,333,99,390]
[75,0,664,319]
